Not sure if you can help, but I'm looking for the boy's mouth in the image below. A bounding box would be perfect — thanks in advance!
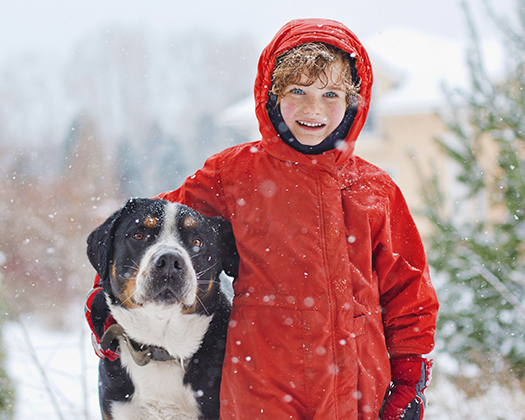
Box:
[297,120,325,128]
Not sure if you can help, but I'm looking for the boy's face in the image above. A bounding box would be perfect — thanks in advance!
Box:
[280,61,347,146]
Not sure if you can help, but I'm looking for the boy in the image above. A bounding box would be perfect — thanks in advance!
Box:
[86,18,438,419]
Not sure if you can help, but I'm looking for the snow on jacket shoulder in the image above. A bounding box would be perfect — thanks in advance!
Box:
[157,18,438,420]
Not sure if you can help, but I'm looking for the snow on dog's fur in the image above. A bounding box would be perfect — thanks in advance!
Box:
[87,198,237,420]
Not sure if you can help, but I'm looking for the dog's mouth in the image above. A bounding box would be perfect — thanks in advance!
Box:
[153,286,178,303]
[135,248,197,306]
[148,281,194,305]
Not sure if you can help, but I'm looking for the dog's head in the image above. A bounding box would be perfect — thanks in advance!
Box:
[87,198,238,314]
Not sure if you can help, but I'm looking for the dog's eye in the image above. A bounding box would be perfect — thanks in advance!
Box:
[133,232,145,240]
[192,238,203,248]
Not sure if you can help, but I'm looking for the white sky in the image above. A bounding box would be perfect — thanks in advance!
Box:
[0,0,516,63]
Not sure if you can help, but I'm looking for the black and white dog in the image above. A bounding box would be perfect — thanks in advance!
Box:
[86,198,237,420]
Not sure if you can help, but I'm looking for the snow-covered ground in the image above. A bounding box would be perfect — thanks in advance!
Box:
[4,312,525,420]
[427,373,525,419]
[4,312,100,420]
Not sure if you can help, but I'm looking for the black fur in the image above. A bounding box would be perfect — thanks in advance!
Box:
[86,198,238,419]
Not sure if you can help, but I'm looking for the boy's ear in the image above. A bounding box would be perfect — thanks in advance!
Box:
[86,206,124,284]
[212,217,239,279]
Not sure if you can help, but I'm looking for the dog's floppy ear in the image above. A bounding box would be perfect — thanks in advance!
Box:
[87,205,125,283]
[213,217,239,279]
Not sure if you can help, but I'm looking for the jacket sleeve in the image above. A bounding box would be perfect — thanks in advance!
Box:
[155,152,230,220]
[373,182,438,357]
[84,275,118,360]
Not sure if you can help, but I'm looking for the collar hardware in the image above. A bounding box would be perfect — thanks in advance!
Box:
[100,323,185,369]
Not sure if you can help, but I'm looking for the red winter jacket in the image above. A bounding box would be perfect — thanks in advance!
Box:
[157,19,438,420]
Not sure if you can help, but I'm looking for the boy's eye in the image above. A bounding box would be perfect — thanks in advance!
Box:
[324,91,338,98]
[289,87,304,95]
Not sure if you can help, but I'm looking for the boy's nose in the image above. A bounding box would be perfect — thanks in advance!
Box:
[303,96,322,115]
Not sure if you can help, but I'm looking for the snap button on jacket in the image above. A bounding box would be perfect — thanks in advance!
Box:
[158,18,438,420]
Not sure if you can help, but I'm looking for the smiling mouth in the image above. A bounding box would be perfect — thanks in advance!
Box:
[297,120,325,128]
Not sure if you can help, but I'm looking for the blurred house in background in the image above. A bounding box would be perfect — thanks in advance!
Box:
[216,29,504,236]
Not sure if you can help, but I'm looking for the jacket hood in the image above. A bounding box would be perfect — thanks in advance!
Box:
[255,18,373,167]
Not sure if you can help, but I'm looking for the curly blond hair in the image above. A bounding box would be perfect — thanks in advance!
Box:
[270,42,361,107]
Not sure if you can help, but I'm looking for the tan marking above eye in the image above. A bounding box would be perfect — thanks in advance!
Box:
[144,216,158,228]
[184,217,197,229]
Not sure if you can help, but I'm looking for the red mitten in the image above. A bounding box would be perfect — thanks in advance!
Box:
[380,357,432,420]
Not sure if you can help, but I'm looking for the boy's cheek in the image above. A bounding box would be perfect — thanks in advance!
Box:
[279,102,296,127]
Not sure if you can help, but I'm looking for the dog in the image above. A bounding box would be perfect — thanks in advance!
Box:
[86,198,238,420]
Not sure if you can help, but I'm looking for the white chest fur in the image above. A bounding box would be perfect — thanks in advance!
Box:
[111,359,200,420]
[109,302,213,419]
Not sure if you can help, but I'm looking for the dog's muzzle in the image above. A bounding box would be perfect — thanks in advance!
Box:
[139,247,196,305]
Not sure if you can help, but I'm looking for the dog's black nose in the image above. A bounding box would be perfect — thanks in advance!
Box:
[153,251,185,273]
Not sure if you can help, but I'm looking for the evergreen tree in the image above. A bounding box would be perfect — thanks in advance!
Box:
[0,266,15,419]
[421,1,525,376]
[0,330,15,419]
